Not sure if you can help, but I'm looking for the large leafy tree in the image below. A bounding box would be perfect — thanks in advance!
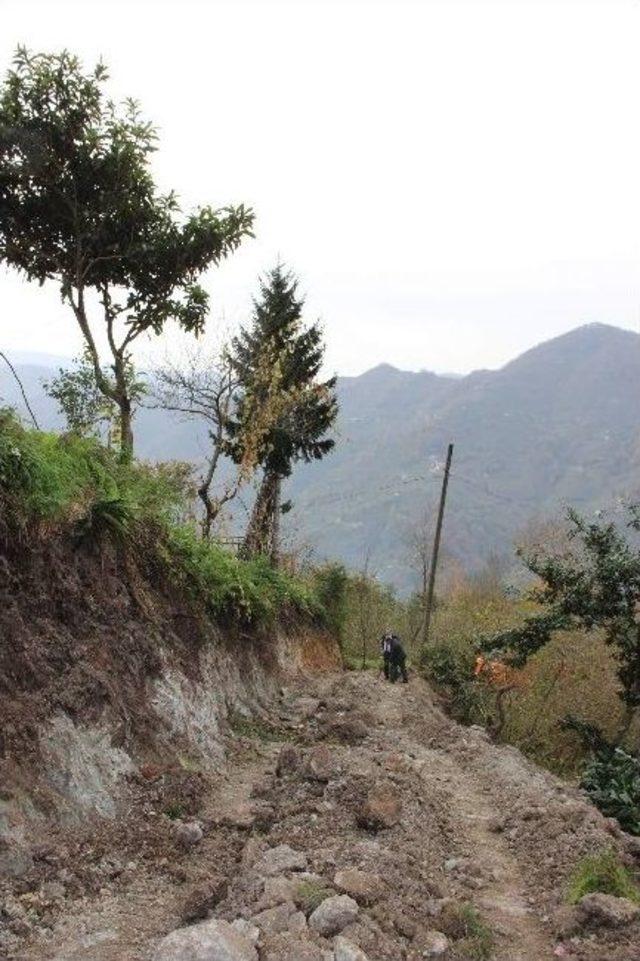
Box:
[227,265,337,560]
[483,506,640,742]
[0,48,253,459]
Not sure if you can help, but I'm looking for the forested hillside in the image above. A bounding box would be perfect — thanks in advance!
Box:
[5,323,639,590]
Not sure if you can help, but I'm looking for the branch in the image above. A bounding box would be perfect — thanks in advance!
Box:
[0,352,40,429]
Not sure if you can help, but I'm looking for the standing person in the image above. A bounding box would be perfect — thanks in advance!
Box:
[389,634,409,684]
[380,631,393,680]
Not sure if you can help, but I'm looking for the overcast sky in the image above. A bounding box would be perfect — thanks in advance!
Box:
[1,0,639,375]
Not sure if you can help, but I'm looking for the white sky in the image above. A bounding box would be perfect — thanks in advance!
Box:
[1,0,639,375]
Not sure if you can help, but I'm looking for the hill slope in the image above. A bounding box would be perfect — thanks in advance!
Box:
[2,324,639,590]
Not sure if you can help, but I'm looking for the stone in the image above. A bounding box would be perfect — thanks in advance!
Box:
[308,895,359,937]
[357,781,402,831]
[334,869,384,906]
[303,745,335,783]
[254,845,308,877]
[242,837,267,869]
[258,876,300,910]
[333,936,370,961]
[250,901,307,937]
[421,930,449,957]
[175,821,204,849]
[551,905,581,940]
[154,918,258,961]
[295,697,321,719]
[578,892,640,927]
[230,920,260,946]
[262,936,325,961]
[180,877,228,923]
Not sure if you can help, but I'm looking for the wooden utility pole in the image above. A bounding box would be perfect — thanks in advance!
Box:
[422,443,454,646]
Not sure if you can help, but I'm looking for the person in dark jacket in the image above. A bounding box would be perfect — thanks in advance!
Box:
[389,634,408,684]
[380,631,393,680]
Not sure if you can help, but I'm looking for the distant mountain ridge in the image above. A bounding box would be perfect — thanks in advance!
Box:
[2,323,639,592]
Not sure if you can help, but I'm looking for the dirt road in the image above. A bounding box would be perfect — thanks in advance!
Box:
[6,671,639,961]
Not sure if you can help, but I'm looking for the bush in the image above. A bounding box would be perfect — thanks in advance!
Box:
[312,563,348,648]
[581,749,640,836]
[567,849,640,904]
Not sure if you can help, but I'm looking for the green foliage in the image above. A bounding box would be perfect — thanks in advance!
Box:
[295,880,335,916]
[0,47,253,457]
[485,507,640,716]
[580,748,640,836]
[567,848,640,904]
[164,801,186,821]
[165,525,325,625]
[227,265,337,479]
[455,904,494,960]
[421,642,489,725]
[75,495,135,542]
[312,563,349,648]
[45,349,146,438]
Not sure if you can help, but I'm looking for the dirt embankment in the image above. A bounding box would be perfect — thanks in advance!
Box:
[0,522,339,891]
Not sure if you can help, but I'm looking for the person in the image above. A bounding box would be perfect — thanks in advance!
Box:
[380,631,393,680]
[388,634,408,684]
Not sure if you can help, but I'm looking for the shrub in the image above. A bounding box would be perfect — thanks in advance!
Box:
[567,849,640,904]
[580,748,640,836]
[312,563,348,648]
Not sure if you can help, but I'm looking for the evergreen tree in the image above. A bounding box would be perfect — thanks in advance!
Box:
[227,266,337,559]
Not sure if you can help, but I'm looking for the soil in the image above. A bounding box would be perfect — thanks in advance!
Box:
[3,670,639,961]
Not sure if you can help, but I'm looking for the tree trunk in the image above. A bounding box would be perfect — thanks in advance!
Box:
[118,394,134,464]
[242,469,279,558]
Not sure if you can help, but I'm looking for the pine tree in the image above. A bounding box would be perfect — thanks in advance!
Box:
[227,266,337,560]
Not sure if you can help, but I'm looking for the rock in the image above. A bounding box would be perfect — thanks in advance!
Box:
[295,697,321,719]
[262,936,325,961]
[276,744,302,777]
[443,858,462,873]
[180,877,229,924]
[327,718,369,745]
[394,912,418,938]
[308,894,359,937]
[242,837,267,869]
[333,936,370,961]
[175,821,204,849]
[333,868,384,906]
[551,905,581,939]
[357,781,402,831]
[259,876,300,910]
[577,892,640,927]
[154,918,258,961]
[250,901,307,937]
[254,845,308,877]
[231,920,260,946]
[303,745,335,783]
[421,930,449,957]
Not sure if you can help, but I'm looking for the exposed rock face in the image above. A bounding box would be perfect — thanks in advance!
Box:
[308,894,359,936]
[356,781,402,831]
[154,918,258,961]
[578,893,640,927]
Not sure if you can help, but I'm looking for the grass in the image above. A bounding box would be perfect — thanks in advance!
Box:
[567,849,640,905]
[295,880,335,915]
[228,711,291,743]
[0,411,328,628]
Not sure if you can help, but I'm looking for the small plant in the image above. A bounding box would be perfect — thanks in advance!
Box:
[567,848,640,905]
[580,748,640,836]
[76,495,135,542]
[295,880,334,916]
[164,801,186,821]
[228,712,289,743]
[456,904,494,960]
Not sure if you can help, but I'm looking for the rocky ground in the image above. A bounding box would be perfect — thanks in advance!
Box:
[2,671,640,961]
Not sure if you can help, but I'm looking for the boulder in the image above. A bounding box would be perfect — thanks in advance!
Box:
[309,894,359,937]
[578,892,640,927]
[303,745,335,783]
[230,920,260,946]
[276,744,302,778]
[333,868,384,906]
[262,936,325,961]
[258,876,300,910]
[254,844,308,877]
[333,936,370,961]
[357,782,402,831]
[250,901,307,937]
[154,918,258,961]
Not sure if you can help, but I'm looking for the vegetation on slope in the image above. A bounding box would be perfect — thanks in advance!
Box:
[0,410,328,627]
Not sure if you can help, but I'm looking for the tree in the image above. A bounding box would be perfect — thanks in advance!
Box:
[0,48,253,460]
[227,266,338,560]
[45,348,145,439]
[152,346,288,538]
[483,505,640,743]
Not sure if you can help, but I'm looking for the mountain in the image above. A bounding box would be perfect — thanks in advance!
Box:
[2,323,639,591]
